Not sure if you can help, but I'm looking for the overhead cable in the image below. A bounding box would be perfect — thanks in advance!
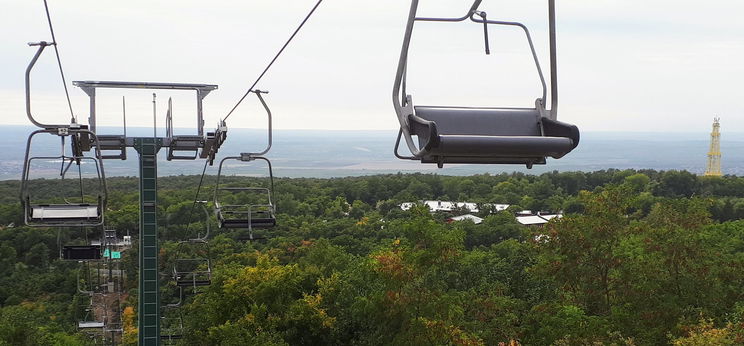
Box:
[42,0,76,123]
[223,0,324,122]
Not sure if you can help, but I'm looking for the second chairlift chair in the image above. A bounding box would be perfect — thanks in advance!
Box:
[20,41,108,227]
[214,91,277,238]
[393,0,579,168]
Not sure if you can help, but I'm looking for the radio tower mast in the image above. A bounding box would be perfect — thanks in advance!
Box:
[705,117,722,176]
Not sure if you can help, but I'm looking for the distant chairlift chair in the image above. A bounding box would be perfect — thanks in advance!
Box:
[173,258,212,288]
[214,159,276,230]
[77,298,105,330]
[213,90,277,239]
[160,316,184,342]
[393,0,579,168]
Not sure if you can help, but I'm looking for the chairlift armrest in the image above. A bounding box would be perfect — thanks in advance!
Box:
[541,117,580,149]
[407,114,439,151]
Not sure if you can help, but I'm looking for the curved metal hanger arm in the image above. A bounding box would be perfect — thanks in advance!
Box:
[250,90,272,156]
[392,0,427,158]
[25,42,75,129]
[548,0,558,119]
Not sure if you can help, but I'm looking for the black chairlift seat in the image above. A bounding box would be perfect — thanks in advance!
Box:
[175,278,211,287]
[173,259,212,287]
[174,279,210,288]
[217,206,276,229]
[408,106,578,167]
[63,245,102,261]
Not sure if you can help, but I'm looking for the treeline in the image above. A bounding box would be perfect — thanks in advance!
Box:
[0,169,743,345]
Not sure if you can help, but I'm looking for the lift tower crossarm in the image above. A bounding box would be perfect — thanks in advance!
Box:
[72,81,218,136]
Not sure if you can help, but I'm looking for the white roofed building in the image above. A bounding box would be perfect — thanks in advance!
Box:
[400,200,509,214]
[447,214,484,224]
[516,213,563,227]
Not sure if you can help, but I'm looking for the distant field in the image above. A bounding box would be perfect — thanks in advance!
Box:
[3,125,744,179]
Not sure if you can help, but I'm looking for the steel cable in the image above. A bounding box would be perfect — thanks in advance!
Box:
[223,0,324,122]
[42,0,76,123]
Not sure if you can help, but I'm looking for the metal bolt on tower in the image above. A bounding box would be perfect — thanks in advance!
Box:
[705,117,722,176]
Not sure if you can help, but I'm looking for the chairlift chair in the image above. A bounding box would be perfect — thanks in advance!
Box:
[392,0,579,168]
[214,90,277,232]
[20,128,108,227]
[76,297,105,330]
[173,258,212,288]
[214,155,277,230]
[160,316,185,342]
[21,42,108,226]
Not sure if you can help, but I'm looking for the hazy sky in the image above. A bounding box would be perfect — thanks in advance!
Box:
[1,0,743,133]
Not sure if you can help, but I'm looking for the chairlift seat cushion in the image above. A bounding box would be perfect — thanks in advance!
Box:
[411,106,579,165]
[175,279,211,287]
[217,207,276,229]
[63,245,102,260]
[31,204,100,220]
[78,321,105,329]
[219,217,276,229]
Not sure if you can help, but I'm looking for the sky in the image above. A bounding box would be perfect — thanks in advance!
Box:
[1,0,743,133]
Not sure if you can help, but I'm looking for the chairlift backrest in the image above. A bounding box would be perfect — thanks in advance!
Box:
[415,107,542,136]
[63,245,102,261]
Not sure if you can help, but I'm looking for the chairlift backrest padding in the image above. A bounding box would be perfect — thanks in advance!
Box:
[416,107,541,136]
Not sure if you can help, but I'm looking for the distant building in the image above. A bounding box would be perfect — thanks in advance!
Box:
[516,212,562,227]
[447,214,484,224]
[399,201,561,227]
[400,200,509,213]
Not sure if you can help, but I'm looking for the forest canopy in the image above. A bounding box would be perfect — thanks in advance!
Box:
[0,169,743,345]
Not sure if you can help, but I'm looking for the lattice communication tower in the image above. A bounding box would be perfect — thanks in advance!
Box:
[705,117,722,176]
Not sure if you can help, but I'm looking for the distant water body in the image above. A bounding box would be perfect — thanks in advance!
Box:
[2,125,742,179]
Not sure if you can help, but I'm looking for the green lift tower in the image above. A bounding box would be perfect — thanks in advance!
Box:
[74,81,223,345]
